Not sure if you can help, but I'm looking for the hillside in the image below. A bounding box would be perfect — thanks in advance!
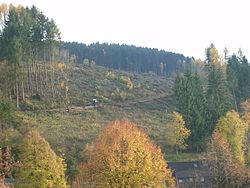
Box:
[1,3,250,187]
[23,64,177,165]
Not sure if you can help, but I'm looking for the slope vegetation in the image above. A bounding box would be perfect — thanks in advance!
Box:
[28,64,175,160]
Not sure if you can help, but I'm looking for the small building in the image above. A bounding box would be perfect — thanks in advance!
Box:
[168,161,212,188]
[4,177,15,188]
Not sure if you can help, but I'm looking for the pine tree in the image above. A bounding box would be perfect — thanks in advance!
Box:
[226,53,250,111]
[206,44,232,133]
[15,130,67,188]
[191,72,207,149]
[227,54,240,111]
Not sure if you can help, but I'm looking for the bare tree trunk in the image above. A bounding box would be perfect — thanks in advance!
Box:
[44,47,48,87]
[28,64,33,95]
[232,89,238,112]
[32,50,38,94]
[50,48,55,98]
[0,120,2,133]
[26,63,30,93]
[21,80,25,101]
[39,64,43,95]
[16,80,19,108]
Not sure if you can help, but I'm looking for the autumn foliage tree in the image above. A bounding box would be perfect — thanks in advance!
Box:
[207,110,250,187]
[0,146,20,187]
[242,99,250,127]
[75,120,175,188]
[215,111,248,164]
[207,132,250,187]
[15,130,68,188]
[241,100,250,165]
[164,112,190,154]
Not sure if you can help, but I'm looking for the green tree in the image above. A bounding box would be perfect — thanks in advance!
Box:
[1,6,24,108]
[0,4,62,103]
[226,52,250,111]
[0,96,15,133]
[165,112,190,154]
[174,71,207,151]
[15,130,67,188]
[206,44,232,133]
[227,54,240,111]
[77,120,175,188]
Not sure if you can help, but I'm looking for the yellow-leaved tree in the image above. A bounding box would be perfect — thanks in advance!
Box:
[215,110,248,164]
[207,131,250,187]
[165,112,190,154]
[73,120,175,188]
[242,99,250,127]
[241,100,250,165]
[15,130,68,188]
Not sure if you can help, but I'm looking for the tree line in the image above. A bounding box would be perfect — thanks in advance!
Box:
[63,42,191,75]
[0,3,71,109]
[173,44,250,152]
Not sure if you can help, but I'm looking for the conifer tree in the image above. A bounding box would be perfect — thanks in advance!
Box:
[206,44,232,133]
[174,71,207,151]
[227,54,240,111]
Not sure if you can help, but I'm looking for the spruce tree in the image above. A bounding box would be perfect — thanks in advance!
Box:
[191,72,207,149]
[174,71,207,151]
[206,44,232,133]
[227,54,240,111]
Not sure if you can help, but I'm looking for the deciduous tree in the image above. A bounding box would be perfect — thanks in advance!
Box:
[215,111,247,164]
[207,131,250,187]
[15,130,67,188]
[77,120,175,188]
[0,146,20,188]
[165,112,190,154]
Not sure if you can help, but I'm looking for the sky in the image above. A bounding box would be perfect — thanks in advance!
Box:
[3,0,250,60]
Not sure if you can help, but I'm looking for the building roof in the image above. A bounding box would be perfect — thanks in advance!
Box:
[168,161,212,188]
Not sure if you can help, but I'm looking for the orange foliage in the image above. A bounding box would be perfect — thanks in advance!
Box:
[207,131,250,187]
[77,120,175,188]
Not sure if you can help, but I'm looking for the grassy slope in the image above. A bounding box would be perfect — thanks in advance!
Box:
[27,64,201,161]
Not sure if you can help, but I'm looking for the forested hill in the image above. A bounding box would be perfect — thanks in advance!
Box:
[63,42,191,75]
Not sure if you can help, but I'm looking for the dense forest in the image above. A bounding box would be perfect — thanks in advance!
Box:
[63,42,191,75]
[1,3,250,188]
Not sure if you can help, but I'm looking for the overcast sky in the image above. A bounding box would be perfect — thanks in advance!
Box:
[3,0,250,59]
